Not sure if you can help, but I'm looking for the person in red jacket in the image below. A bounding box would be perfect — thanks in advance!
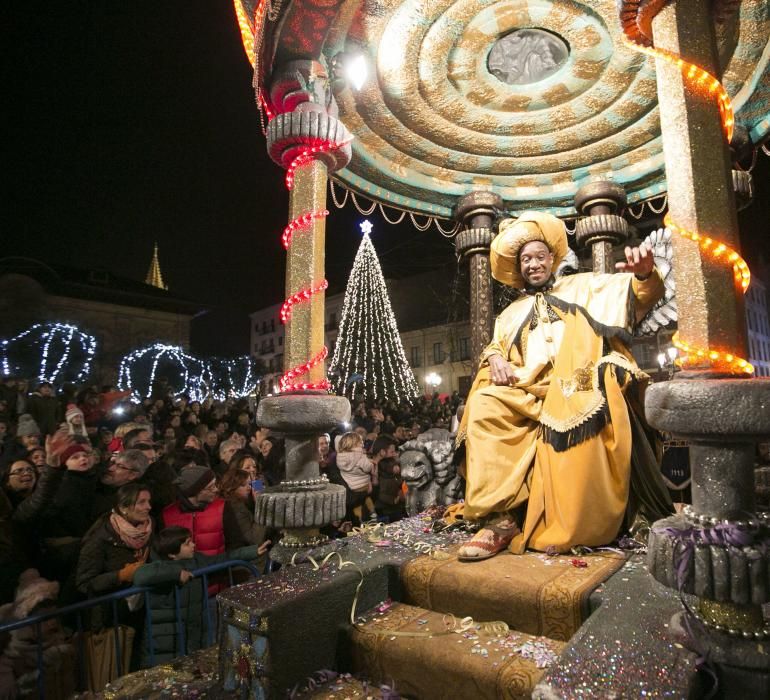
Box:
[161,466,224,557]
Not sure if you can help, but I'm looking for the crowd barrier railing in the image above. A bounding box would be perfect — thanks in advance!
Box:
[0,558,261,699]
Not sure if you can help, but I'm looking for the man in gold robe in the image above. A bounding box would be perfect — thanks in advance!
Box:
[456,211,673,561]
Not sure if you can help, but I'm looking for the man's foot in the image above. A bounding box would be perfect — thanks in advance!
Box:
[457,516,520,562]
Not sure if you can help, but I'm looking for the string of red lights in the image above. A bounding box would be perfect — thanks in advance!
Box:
[277,140,346,392]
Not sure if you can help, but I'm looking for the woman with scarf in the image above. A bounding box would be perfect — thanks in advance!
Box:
[76,483,153,669]
[76,483,154,598]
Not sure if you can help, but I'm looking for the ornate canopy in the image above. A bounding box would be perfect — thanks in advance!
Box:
[236,0,770,219]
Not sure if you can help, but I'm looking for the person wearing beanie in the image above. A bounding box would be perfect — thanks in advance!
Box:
[15,415,41,441]
[62,403,87,438]
[0,415,43,473]
[26,382,60,438]
[37,440,98,596]
[162,464,227,568]
[0,569,76,699]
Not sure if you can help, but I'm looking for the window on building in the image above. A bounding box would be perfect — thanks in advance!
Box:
[410,346,422,368]
[278,336,283,346]
[262,321,267,334]
[433,342,443,364]
[270,318,275,332]
[459,337,470,361]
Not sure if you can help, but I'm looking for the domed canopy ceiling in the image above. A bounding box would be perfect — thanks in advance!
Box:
[238,0,770,218]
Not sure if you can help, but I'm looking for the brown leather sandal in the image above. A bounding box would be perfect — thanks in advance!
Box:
[457,516,520,562]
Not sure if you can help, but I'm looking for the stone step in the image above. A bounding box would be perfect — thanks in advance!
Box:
[350,601,565,700]
[401,545,627,640]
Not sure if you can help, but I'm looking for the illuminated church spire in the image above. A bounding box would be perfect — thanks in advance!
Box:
[145,242,168,290]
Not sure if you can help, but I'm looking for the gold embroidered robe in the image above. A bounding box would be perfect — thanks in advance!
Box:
[459,270,665,554]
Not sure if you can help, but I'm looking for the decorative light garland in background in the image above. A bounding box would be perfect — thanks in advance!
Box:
[624,30,751,375]
[118,344,260,402]
[327,221,421,403]
[0,323,97,385]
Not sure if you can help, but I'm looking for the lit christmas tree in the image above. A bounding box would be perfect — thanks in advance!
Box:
[328,220,420,403]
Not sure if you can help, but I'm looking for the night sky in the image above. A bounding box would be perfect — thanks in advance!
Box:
[5,2,768,355]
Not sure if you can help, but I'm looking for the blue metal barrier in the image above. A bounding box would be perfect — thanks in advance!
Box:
[0,558,261,699]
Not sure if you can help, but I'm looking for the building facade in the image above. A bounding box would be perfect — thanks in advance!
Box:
[746,276,770,377]
[0,257,200,386]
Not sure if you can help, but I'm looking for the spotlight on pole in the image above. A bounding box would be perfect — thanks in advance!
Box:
[331,52,368,91]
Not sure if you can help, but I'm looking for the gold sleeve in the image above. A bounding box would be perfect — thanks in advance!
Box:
[478,316,507,368]
[632,268,665,323]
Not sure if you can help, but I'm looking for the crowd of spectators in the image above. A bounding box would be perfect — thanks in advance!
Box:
[0,374,462,687]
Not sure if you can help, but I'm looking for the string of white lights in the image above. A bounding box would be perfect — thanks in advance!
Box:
[0,323,97,385]
[328,221,420,403]
[118,345,259,402]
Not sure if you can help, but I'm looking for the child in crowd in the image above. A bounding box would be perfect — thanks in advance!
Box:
[335,432,376,522]
[133,526,269,666]
[374,456,406,522]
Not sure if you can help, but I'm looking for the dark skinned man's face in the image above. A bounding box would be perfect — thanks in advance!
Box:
[519,240,554,288]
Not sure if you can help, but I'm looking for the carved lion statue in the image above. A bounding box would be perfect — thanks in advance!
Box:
[399,428,463,515]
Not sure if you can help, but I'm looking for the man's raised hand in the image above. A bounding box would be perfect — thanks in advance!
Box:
[615,241,654,279]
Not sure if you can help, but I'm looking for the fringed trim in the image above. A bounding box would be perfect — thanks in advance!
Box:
[539,393,606,434]
[540,401,610,453]
[539,355,643,453]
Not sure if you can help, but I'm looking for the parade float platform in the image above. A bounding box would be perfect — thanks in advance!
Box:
[101,515,703,698]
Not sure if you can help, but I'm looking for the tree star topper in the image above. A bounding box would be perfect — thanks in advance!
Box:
[359,219,374,235]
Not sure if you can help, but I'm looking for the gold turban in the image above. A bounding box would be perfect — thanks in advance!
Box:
[490,210,570,288]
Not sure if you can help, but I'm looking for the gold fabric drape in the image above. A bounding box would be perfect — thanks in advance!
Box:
[458,271,666,554]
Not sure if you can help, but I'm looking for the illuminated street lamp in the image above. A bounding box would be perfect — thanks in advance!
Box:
[425,372,442,390]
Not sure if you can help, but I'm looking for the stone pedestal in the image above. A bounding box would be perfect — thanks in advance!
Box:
[645,378,770,676]
[256,393,350,562]
[454,191,502,375]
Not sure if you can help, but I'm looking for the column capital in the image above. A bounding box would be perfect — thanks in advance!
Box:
[454,227,496,259]
[454,191,503,225]
[266,110,352,172]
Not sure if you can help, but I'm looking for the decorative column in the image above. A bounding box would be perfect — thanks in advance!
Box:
[623,0,770,689]
[255,60,352,561]
[573,181,629,274]
[454,192,501,375]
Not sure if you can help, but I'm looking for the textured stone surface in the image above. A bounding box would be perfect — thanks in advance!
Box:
[254,485,346,528]
[257,394,351,433]
[652,0,747,363]
[647,515,770,604]
[645,378,770,438]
